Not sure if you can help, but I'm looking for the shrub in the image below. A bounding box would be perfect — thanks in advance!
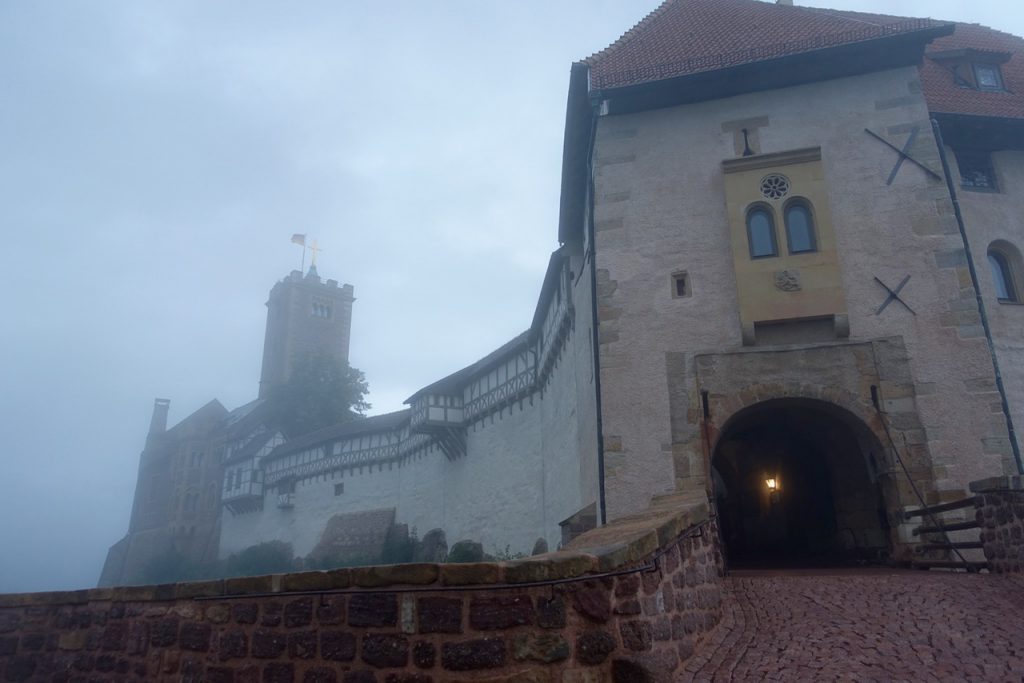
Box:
[225,541,294,577]
[139,548,202,584]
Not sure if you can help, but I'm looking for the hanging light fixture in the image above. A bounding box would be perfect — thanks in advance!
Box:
[765,477,778,491]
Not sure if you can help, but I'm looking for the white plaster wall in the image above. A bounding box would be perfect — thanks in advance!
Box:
[566,241,601,522]
[593,66,1008,519]
[957,148,1024,475]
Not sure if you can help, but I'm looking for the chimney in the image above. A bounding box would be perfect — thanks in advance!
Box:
[777,0,793,5]
[149,398,170,436]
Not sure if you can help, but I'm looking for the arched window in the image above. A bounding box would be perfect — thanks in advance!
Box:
[746,206,778,258]
[784,200,817,254]
[988,242,1020,303]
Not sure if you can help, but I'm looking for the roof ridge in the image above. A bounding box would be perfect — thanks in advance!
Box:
[592,17,939,91]
[943,21,1024,45]
[267,409,412,458]
[581,0,679,66]
[582,0,918,68]
[801,5,916,27]
[582,0,946,90]
[824,7,1020,39]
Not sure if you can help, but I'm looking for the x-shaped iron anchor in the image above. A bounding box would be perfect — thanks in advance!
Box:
[875,275,916,316]
[864,127,942,185]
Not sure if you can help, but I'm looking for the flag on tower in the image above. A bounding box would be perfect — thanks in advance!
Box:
[291,234,306,246]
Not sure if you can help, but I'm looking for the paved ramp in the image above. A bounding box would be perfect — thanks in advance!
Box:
[682,569,1024,682]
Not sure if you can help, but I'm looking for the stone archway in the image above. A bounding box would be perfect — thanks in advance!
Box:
[711,397,891,567]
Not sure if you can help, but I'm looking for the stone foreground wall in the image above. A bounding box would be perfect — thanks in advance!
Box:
[973,476,1024,574]
[0,494,721,683]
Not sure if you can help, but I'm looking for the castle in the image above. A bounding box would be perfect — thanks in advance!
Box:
[101,0,1024,586]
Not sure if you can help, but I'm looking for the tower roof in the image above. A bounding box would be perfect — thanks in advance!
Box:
[583,0,945,91]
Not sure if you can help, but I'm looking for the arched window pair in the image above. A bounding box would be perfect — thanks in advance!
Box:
[988,241,1022,303]
[746,201,817,259]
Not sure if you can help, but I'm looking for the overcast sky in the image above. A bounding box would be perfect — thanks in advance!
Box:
[1,0,1021,594]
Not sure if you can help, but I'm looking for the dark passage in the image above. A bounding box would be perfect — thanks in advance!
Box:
[712,399,889,567]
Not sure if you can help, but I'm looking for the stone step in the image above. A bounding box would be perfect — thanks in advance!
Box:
[915,541,984,552]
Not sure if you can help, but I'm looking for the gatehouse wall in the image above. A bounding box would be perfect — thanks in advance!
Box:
[684,338,927,556]
[590,65,1009,522]
[956,149,1024,474]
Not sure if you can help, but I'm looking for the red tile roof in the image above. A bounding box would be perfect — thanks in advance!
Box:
[585,0,1023,121]
[920,23,1024,120]
[584,0,943,90]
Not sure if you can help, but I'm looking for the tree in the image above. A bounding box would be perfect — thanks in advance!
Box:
[267,352,370,436]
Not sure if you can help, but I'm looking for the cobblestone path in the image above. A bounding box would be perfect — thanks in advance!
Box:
[681,569,1024,682]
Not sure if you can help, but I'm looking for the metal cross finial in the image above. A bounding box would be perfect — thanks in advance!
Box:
[309,239,322,267]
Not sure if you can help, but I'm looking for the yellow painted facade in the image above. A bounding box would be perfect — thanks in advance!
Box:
[722,148,848,343]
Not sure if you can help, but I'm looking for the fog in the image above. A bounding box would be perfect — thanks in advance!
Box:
[1,0,1020,594]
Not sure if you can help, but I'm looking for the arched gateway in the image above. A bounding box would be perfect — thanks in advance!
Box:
[711,398,891,567]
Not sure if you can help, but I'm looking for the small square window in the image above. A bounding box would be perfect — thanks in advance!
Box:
[956,150,998,192]
[334,483,344,496]
[671,271,691,298]
[973,64,1004,92]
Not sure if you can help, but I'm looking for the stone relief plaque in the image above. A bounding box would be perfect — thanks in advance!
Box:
[774,269,801,291]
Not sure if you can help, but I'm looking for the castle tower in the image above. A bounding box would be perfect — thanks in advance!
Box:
[258,266,355,398]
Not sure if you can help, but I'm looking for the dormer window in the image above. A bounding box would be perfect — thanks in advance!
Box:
[928,48,1010,93]
[974,64,1004,92]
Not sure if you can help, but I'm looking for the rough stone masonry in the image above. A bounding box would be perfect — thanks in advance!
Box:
[1,494,721,682]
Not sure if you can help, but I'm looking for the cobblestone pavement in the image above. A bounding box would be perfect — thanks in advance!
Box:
[681,569,1024,682]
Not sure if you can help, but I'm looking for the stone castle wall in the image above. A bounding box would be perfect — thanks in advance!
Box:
[591,65,1008,521]
[956,148,1024,476]
[973,476,1024,574]
[2,495,719,683]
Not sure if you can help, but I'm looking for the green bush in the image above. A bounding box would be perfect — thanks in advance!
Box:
[139,548,202,584]
[446,540,484,563]
[225,541,294,577]
[381,525,417,565]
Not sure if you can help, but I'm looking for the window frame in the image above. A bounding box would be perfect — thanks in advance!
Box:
[956,149,999,192]
[782,198,818,255]
[745,204,779,259]
[671,271,691,299]
[973,63,1005,92]
[988,242,1022,304]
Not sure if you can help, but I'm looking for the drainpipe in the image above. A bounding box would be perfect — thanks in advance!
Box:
[931,118,1023,474]
[586,104,607,526]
